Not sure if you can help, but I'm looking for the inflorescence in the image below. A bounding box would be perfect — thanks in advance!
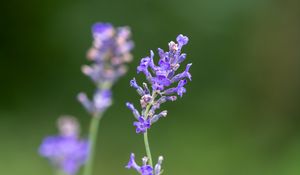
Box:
[78,23,134,116]
[126,34,192,174]
[126,34,191,134]
[39,116,88,175]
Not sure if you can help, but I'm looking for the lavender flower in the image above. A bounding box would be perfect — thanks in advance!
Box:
[39,116,88,175]
[78,22,134,116]
[126,153,164,175]
[126,34,192,133]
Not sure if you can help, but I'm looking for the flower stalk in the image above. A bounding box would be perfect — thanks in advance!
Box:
[143,131,153,168]
[142,92,157,169]
[83,113,102,175]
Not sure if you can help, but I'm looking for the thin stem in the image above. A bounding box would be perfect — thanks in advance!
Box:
[142,91,157,168]
[144,130,153,167]
[83,113,102,175]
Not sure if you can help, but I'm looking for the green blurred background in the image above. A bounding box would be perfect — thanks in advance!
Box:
[1,0,300,174]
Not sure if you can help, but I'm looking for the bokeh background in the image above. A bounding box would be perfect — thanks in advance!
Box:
[1,0,300,174]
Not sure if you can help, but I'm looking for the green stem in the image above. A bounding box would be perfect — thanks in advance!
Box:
[83,113,102,175]
[144,130,153,167]
[142,92,156,168]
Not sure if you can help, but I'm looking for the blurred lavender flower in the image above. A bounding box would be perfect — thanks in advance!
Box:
[78,22,134,175]
[39,116,88,175]
[126,34,191,133]
[126,153,163,175]
[78,22,134,116]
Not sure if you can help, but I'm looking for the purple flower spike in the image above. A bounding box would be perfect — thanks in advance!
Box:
[134,117,151,133]
[79,22,133,116]
[126,35,191,175]
[126,34,192,133]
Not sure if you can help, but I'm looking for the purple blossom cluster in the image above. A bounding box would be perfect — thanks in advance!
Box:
[78,23,134,116]
[126,153,163,175]
[39,116,88,175]
[126,34,192,134]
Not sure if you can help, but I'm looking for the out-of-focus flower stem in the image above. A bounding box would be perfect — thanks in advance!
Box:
[83,113,102,175]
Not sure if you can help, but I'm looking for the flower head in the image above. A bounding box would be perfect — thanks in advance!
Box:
[138,34,191,92]
[126,34,192,133]
[79,22,134,116]
[39,116,88,175]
